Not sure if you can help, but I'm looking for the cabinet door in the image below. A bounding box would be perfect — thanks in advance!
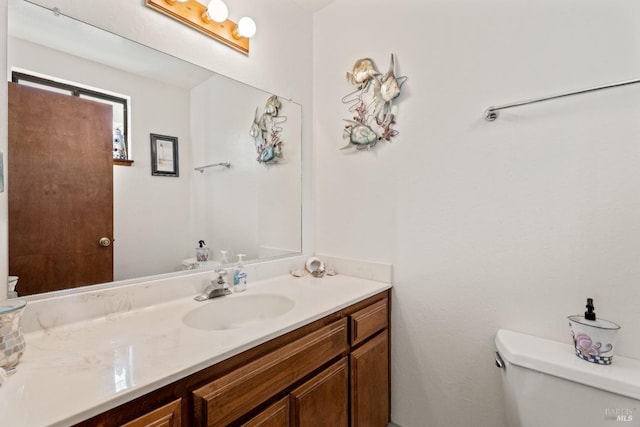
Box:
[290,357,348,427]
[240,396,289,427]
[193,319,348,426]
[120,398,181,427]
[350,330,389,427]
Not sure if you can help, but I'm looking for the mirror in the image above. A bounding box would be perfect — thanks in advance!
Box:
[7,0,302,296]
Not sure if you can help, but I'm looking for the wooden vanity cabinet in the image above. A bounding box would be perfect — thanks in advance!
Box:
[73,290,390,427]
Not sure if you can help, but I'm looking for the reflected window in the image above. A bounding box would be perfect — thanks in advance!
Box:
[11,71,131,164]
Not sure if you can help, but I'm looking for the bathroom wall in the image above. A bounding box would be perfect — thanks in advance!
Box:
[8,37,193,280]
[0,0,314,296]
[314,1,640,426]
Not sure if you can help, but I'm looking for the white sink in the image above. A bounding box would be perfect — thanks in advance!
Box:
[182,293,295,330]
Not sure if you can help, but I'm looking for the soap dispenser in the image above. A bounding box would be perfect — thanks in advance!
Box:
[196,240,209,262]
[233,254,247,292]
[568,298,621,365]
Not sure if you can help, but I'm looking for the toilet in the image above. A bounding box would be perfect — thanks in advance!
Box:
[495,329,640,427]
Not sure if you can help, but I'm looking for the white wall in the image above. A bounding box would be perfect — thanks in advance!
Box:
[314,1,640,426]
[8,37,193,280]
[0,0,314,291]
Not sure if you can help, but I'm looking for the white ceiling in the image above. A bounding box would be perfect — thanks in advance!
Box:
[290,0,336,13]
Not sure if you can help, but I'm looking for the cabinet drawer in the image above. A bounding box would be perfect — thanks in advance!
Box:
[350,298,388,346]
[193,318,348,426]
[120,398,182,427]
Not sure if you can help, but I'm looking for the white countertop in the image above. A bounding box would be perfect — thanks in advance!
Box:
[0,274,391,427]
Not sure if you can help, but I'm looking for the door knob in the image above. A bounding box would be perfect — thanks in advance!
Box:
[99,237,111,247]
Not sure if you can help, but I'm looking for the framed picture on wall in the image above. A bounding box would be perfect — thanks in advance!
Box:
[150,133,179,177]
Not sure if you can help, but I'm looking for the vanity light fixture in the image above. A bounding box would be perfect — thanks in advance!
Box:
[145,0,255,55]
[234,16,256,39]
[202,0,228,23]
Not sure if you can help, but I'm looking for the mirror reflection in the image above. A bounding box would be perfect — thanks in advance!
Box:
[7,0,302,297]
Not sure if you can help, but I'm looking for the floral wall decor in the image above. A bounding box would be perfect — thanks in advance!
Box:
[250,95,287,164]
[341,53,407,151]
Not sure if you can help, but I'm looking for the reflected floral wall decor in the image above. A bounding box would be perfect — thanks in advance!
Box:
[250,95,287,164]
[341,53,407,151]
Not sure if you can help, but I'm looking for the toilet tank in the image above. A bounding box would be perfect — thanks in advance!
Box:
[495,329,640,427]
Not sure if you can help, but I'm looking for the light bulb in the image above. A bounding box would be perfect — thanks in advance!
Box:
[236,17,256,38]
[206,0,228,23]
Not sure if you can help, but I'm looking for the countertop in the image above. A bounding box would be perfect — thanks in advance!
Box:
[0,274,391,427]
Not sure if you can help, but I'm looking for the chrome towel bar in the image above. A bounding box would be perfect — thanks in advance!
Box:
[194,162,231,173]
[484,77,640,121]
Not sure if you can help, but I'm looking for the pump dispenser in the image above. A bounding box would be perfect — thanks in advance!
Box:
[584,298,596,321]
[568,297,621,365]
[233,254,247,292]
[196,240,209,262]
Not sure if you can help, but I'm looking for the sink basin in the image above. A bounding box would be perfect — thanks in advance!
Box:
[182,293,295,330]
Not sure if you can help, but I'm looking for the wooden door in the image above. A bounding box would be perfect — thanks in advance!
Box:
[350,330,390,427]
[8,82,114,296]
[290,357,348,427]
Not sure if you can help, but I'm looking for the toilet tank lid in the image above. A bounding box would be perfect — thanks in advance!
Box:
[496,329,640,401]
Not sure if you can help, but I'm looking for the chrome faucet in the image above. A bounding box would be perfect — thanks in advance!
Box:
[195,270,231,301]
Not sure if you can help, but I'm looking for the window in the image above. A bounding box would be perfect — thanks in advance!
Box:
[12,71,132,165]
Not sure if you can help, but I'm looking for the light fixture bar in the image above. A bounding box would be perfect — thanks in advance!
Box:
[145,0,249,55]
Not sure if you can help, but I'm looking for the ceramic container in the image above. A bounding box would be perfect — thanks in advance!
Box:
[568,315,620,365]
[196,247,209,262]
[0,299,26,371]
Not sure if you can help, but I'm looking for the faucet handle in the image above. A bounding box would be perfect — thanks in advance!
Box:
[212,269,228,290]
